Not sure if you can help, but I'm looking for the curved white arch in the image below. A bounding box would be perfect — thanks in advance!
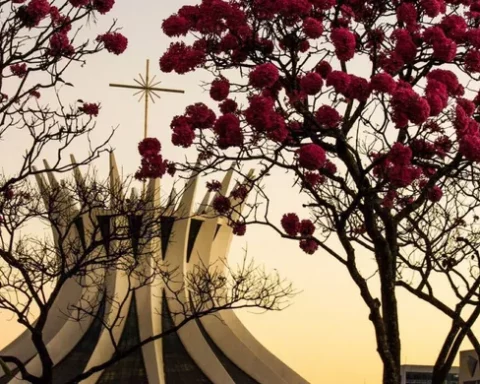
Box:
[207,224,308,384]
[135,177,165,384]
[163,169,234,384]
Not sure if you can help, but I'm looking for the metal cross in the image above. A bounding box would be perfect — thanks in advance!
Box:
[109,59,185,139]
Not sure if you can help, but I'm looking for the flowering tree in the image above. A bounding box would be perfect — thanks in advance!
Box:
[157,0,480,382]
[0,0,128,201]
[0,0,124,380]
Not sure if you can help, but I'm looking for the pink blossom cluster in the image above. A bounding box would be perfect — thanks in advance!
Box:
[170,103,216,148]
[14,0,121,60]
[157,0,480,246]
[209,180,252,236]
[135,138,173,181]
[79,102,100,116]
[280,213,318,254]
[96,32,128,55]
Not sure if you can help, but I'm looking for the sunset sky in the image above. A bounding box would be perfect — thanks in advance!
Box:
[0,1,477,383]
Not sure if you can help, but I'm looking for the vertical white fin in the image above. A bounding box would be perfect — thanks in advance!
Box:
[196,190,211,215]
[70,154,86,189]
[109,151,123,205]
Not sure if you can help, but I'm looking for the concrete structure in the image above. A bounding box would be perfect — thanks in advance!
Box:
[0,153,309,384]
[460,350,480,384]
[401,364,459,384]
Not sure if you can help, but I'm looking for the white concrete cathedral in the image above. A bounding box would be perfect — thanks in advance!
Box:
[0,153,309,384]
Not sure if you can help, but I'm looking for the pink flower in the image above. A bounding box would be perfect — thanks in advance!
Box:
[315,61,332,78]
[465,50,480,72]
[391,87,430,127]
[17,0,50,28]
[249,63,279,89]
[433,37,457,62]
[207,180,222,192]
[213,195,231,214]
[69,0,89,6]
[172,124,195,148]
[303,172,324,188]
[428,185,443,202]
[97,32,128,55]
[298,144,326,170]
[389,142,412,165]
[421,0,446,17]
[48,33,75,57]
[467,28,480,48]
[264,114,287,143]
[210,78,230,101]
[92,0,115,14]
[371,73,397,94]
[457,98,476,115]
[300,72,323,95]
[346,75,371,102]
[323,159,337,174]
[252,0,285,20]
[426,69,462,96]
[440,15,467,41]
[310,0,336,10]
[138,138,161,157]
[396,3,417,27]
[219,99,238,114]
[233,221,246,236]
[79,102,99,116]
[244,95,275,131]
[135,154,168,180]
[380,52,404,74]
[231,184,249,200]
[281,213,300,236]
[393,29,417,63]
[326,70,351,94]
[425,79,448,116]
[29,89,40,98]
[330,28,356,61]
[299,219,315,236]
[299,238,318,254]
[185,103,216,129]
[460,134,480,162]
[303,17,323,39]
[10,63,27,78]
[214,113,243,148]
[162,15,190,37]
[382,190,398,209]
[315,105,341,128]
[160,42,206,74]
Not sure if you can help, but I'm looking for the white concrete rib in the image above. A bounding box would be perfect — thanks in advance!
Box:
[163,162,234,384]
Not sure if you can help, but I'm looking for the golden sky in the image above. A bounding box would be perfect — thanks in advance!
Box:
[0,1,476,383]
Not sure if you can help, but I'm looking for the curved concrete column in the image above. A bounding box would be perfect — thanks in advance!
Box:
[7,268,105,383]
[163,165,234,384]
[135,177,165,384]
[81,213,134,384]
[209,224,308,384]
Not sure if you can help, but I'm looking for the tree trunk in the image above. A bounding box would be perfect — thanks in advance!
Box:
[378,243,401,384]
[31,332,53,384]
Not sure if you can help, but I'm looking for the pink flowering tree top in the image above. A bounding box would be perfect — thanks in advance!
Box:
[158,0,480,382]
[0,0,129,197]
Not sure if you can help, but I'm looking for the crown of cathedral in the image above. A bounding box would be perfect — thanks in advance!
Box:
[0,152,309,384]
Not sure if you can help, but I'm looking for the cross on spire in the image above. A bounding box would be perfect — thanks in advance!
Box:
[109,59,185,139]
